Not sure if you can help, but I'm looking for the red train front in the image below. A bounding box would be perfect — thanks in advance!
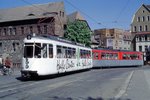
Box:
[92,48,143,68]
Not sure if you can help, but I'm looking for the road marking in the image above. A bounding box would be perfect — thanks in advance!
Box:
[114,71,134,99]
[144,70,150,90]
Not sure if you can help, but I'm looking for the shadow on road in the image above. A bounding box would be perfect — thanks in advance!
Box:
[16,69,90,82]
[47,96,131,100]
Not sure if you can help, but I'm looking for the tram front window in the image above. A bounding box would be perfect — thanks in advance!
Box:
[34,43,41,58]
[24,43,33,58]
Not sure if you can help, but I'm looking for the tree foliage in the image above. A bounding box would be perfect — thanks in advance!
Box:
[64,20,92,47]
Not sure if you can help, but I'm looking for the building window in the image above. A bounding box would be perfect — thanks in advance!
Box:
[44,25,47,34]
[145,45,148,51]
[147,16,150,21]
[142,16,145,22]
[145,35,147,41]
[13,28,17,35]
[60,11,62,16]
[3,28,7,36]
[139,26,142,32]
[128,41,130,45]
[9,28,12,35]
[137,17,140,22]
[139,36,141,41]
[148,36,150,41]
[21,27,24,34]
[0,29,1,36]
[136,37,139,41]
[139,46,142,51]
[141,36,145,41]
[143,10,145,13]
[145,25,148,31]
[134,26,137,32]
[37,26,41,34]
[29,26,33,34]
[0,43,2,51]
[62,12,64,17]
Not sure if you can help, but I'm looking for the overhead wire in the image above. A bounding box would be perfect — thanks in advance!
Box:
[114,0,131,23]
[65,0,107,28]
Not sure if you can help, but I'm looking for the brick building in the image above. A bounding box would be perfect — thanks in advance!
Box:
[0,2,67,67]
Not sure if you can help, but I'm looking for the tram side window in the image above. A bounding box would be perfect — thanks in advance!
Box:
[57,45,62,58]
[62,46,67,58]
[80,50,83,58]
[67,47,71,58]
[88,51,91,58]
[80,49,85,58]
[43,44,47,58]
[34,43,41,58]
[49,44,53,58]
[72,48,76,58]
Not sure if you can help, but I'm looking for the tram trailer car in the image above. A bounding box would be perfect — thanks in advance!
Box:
[92,49,143,68]
[21,35,92,77]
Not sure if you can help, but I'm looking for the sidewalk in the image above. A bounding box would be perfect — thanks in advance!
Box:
[121,66,150,100]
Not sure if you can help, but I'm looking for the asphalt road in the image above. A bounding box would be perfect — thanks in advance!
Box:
[0,67,143,100]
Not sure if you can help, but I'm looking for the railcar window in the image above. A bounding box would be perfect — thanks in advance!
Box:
[93,52,99,59]
[67,47,72,58]
[24,45,33,58]
[62,46,67,58]
[123,54,127,59]
[43,44,47,58]
[131,54,139,59]
[101,53,106,59]
[49,44,53,58]
[56,45,76,59]
[34,43,41,58]
[57,45,62,58]
[114,53,118,59]
[101,52,118,59]
[88,51,91,58]
[72,48,76,58]
[80,49,84,58]
[80,50,83,58]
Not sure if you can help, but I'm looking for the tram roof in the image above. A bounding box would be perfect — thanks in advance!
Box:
[25,34,91,48]
[93,47,141,52]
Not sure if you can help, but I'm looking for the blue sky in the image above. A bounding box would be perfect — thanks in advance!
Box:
[0,0,150,30]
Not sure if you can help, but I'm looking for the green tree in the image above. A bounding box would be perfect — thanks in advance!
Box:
[64,20,92,47]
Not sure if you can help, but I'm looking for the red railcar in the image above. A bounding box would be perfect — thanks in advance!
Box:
[92,49,143,68]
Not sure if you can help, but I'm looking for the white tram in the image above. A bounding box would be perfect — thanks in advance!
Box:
[21,34,92,77]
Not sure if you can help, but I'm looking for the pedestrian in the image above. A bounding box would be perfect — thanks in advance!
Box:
[4,57,12,69]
